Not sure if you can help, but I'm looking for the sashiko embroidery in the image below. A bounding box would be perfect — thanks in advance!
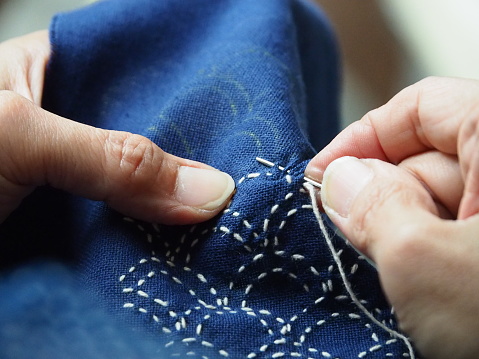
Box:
[0,0,417,358]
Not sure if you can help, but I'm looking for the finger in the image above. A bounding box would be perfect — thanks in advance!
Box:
[305,77,479,182]
[0,91,235,224]
[0,30,50,104]
[398,151,463,218]
[319,156,440,261]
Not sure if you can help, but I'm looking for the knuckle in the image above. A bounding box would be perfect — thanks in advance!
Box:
[104,131,163,183]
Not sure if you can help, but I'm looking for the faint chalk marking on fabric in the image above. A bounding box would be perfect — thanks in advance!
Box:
[304,182,415,359]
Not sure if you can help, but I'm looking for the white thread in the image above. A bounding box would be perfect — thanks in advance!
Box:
[256,157,275,167]
[304,182,415,359]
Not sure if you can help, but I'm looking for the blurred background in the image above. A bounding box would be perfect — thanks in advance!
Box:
[1,0,478,128]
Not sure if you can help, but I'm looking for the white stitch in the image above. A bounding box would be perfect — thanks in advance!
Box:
[139,308,147,313]
[139,258,147,264]
[238,266,245,273]
[169,311,177,317]
[276,317,285,323]
[165,341,174,348]
[247,172,261,178]
[327,280,333,292]
[279,221,286,230]
[280,326,288,335]
[253,253,264,261]
[351,263,359,274]
[137,225,145,232]
[210,287,217,295]
[172,277,182,284]
[285,193,293,200]
[128,266,136,273]
[317,320,326,326]
[147,271,155,277]
[260,345,268,352]
[189,289,196,296]
[293,342,301,347]
[123,288,134,293]
[292,254,304,260]
[303,284,310,292]
[370,345,382,352]
[219,350,229,357]
[216,298,223,306]
[197,274,208,283]
[349,313,361,319]
[162,327,171,333]
[191,238,199,247]
[288,273,297,279]
[232,211,240,217]
[386,339,398,345]
[204,315,211,320]
[305,327,312,333]
[274,338,286,345]
[167,261,175,267]
[153,315,159,322]
[302,204,313,209]
[243,220,252,228]
[247,312,256,317]
[123,303,134,308]
[328,265,334,273]
[245,284,253,294]
[119,275,126,282]
[138,279,145,286]
[372,332,379,342]
[123,217,134,223]
[287,209,297,217]
[272,268,283,272]
[271,204,279,214]
[308,349,318,353]
[331,313,339,317]
[182,338,196,343]
[202,341,214,348]
[291,353,301,357]
[272,353,285,358]
[151,256,160,263]
[300,335,306,343]
[278,165,285,171]
[186,254,191,264]
[274,236,279,246]
[154,298,168,306]
[196,324,203,335]
[322,352,332,358]
[185,309,192,315]
[247,353,257,358]
[223,297,229,306]
[137,290,149,298]
[310,266,320,276]
[256,157,275,167]
[258,273,267,280]
[241,300,247,308]
[275,250,285,256]
[233,233,243,242]
[285,174,292,184]
[259,309,271,315]
[260,319,268,326]
[238,176,245,184]
[263,219,269,232]
[181,317,187,328]
[219,226,230,234]
[336,295,348,301]
[184,266,191,272]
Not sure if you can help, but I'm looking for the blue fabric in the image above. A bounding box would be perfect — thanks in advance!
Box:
[0,0,417,358]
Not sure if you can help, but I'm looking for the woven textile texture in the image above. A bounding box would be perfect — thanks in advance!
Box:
[0,0,417,358]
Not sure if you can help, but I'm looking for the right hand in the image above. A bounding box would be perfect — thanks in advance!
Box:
[0,31,235,225]
[305,77,479,358]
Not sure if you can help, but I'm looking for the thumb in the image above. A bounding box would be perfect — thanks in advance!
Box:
[319,156,440,261]
[0,91,235,224]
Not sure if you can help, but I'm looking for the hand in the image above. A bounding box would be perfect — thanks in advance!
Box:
[0,31,234,225]
[305,77,479,359]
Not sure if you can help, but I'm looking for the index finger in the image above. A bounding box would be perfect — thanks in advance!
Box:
[305,77,479,181]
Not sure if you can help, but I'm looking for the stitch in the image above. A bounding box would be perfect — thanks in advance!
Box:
[147,271,155,277]
[152,315,159,322]
[259,309,271,315]
[386,354,393,357]
[351,264,359,274]
[138,279,146,286]
[284,192,293,200]
[331,313,339,317]
[256,157,275,167]
[278,165,285,171]
[245,284,253,294]
[169,311,177,318]
[185,309,192,315]
[305,182,416,358]
[232,211,240,217]
[243,245,253,252]
[304,327,312,334]
[260,345,269,352]
[328,265,334,272]
[238,265,245,273]
[268,329,274,335]
[219,226,230,234]
[279,221,286,230]
[288,273,298,279]
[299,335,306,343]
[293,342,301,347]
[263,219,269,232]
[290,315,298,321]
[238,176,245,184]
[186,254,191,263]
[253,253,264,261]
[287,209,297,217]
[197,274,208,283]
[335,295,348,301]
[301,204,313,209]
[310,266,320,276]
[247,353,257,358]
[162,327,171,333]
[371,333,379,342]
[181,317,187,328]
[137,290,149,298]
[202,341,214,348]
[165,341,175,348]
[172,276,182,284]
[291,353,301,357]
[270,204,279,214]
[274,236,279,246]
[321,282,328,293]
[219,350,229,357]
[285,174,292,184]
[154,298,169,306]
[247,172,261,179]
[123,303,134,308]
[308,348,318,353]
[119,274,126,282]
[303,284,310,292]
[123,287,134,293]
[183,338,197,343]
[253,232,259,238]
[139,307,148,313]
[216,298,223,306]
[147,233,153,243]
[137,224,145,232]
[272,353,285,358]
[258,273,267,280]
[241,300,247,308]
[260,319,268,326]
[247,312,256,317]
[128,266,136,273]
[160,270,168,275]
[327,280,333,291]
[184,267,191,272]
[262,238,269,247]
[386,339,397,345]
[276,317,285,323]
[291,254,304,260]
[358,352,367,358]
[348,313,361,319]
[317,320,325,326]
[191,238,200,247]
[272,268,283,272]
[167,261,176,268]
[243,219,252,228]
[233,233,243,242]
[280,326,288,335]
[210,287,217,295]
[275,250,285,256]
[369,344,381,352]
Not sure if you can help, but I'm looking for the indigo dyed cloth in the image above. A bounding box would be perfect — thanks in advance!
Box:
[0,0,417,358]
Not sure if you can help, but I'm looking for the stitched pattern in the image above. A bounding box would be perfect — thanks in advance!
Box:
[119,158,414,358]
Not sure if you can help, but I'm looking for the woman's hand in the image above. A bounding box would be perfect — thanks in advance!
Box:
[305,77,479,358]
[0,31,234,225]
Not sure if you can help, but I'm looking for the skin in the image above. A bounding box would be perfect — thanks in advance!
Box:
[305,76,479,358]
[0,31,234,225]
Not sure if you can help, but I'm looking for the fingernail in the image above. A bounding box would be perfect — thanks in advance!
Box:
[176,167,235,210]
[321,157,373,218]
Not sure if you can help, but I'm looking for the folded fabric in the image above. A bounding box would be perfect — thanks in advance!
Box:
[0,0,417,358]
